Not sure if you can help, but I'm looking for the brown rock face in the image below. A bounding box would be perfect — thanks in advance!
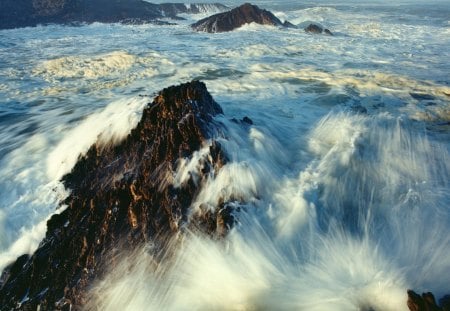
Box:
[407,290,450,311]
[0,81,229,310]
[191,3,284,33]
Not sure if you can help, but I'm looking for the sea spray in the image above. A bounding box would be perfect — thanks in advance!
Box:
[0,1,449,309]
[47,96,148,181]
[0,96,147,271]
[86,112,450,310]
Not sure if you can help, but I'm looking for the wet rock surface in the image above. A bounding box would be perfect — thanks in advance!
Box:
[0,0,161,29]
[407,290,450,311]
[0,81,229,310]
[0,0,226,29]
[304,23,333,35]
[191,3,285,33]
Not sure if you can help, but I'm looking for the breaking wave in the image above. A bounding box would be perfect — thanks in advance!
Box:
[86,112,450,310]
[1,0,449,309]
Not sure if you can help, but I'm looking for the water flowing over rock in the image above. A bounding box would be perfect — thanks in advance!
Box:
[159,3,228,16]
[191,3,286,33]
[0,81,229,310]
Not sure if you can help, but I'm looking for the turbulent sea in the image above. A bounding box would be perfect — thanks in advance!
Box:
[1,0,450,310]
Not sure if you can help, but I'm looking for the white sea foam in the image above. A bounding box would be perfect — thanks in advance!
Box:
[47,96,148,181]
[86,231,405,311]
[0,181,68,271]
[86,111,450,310]
[34,51,136,80]
[0,203,67,271]
[1,0,449,308]
[31,50,176,94]
[187,3,228,14]
[0,96,147,271]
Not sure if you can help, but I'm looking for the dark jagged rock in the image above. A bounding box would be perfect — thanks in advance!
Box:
[0,0,229,29]
[304,23,333,35]
[407,290,450,311]
[242,116,253,125]
[231,116,253,125]
[0,0,163,29]
[191,3,286,33]
[0,81,230,310]
[304,23,322,34]
[282,20,297,28]
[440,295,450,311]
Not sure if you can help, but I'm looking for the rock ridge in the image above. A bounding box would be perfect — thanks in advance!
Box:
[407,290,450,311]
[0,81,229,310]
[191,3,287,33]
[0,0,228,30]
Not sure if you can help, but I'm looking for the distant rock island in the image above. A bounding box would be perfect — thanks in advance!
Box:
[0,0,336,35]
[191,3,292,33]
[0,0,228,30]
[190,3,334,34]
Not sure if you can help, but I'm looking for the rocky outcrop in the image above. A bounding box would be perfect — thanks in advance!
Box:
[0,0,38,30]
[0,0,228,29]
[191,3,287,33]
[304,23,333,35]
[0,0,163,29]
[407,290,450,311]
[0,81,231,310]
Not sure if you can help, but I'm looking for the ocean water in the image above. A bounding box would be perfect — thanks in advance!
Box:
[1,1,449,310]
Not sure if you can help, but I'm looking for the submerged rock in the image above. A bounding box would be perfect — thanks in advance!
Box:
[231,116,253,125]
[191,3,286,33]
[0,81,230,309]
[304,23,333,35]
[410,92,436,101]
[324,28,333,35]
[242,116,253,125]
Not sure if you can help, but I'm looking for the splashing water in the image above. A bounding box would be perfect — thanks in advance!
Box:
[1,0,449,309]
[86,112,450,311]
